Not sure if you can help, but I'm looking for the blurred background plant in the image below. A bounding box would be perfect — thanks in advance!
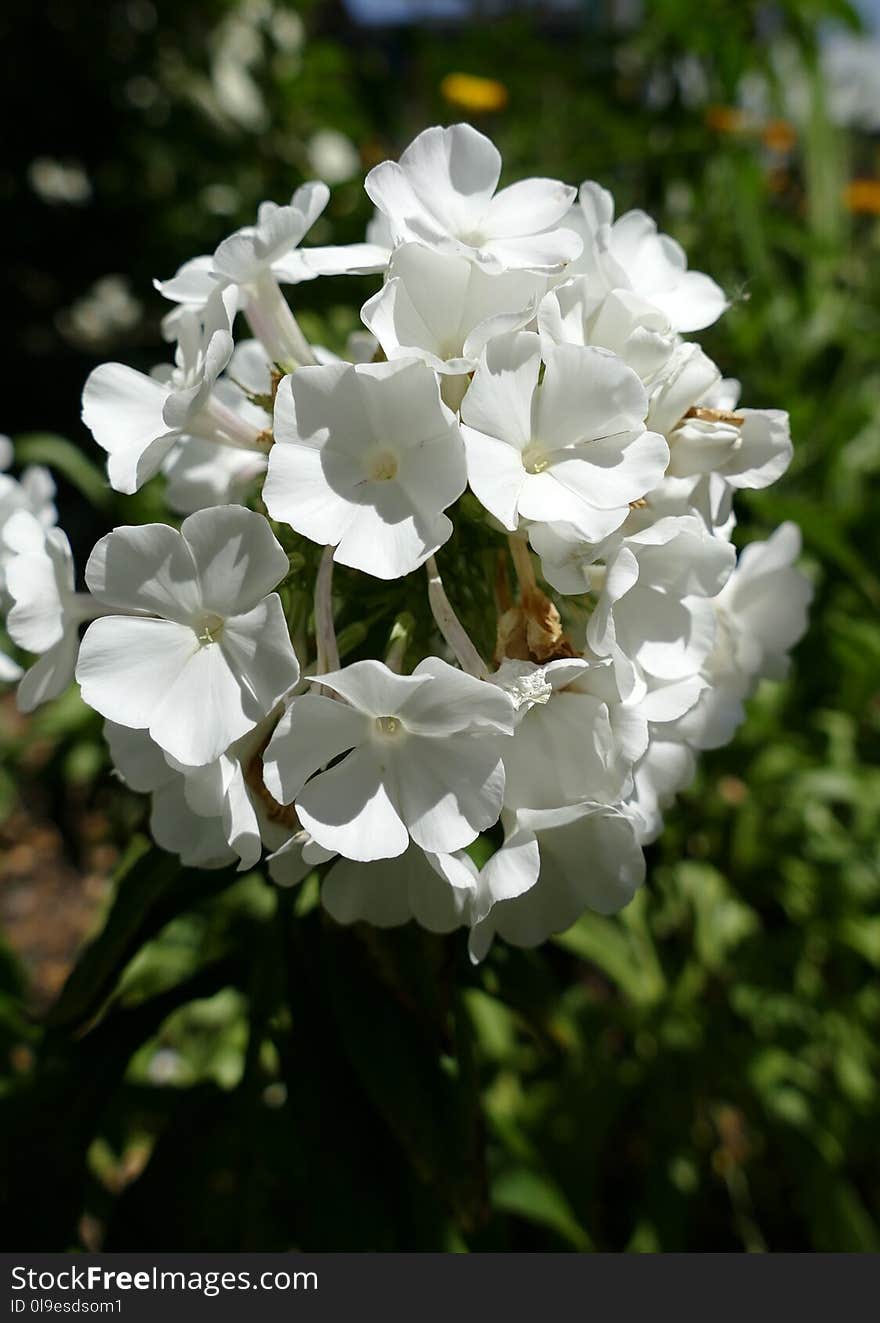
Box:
[1,0,879,1251]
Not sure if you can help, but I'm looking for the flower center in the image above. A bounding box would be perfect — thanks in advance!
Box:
[522,442,551,475]
[196,614,224,647]
[374,715,403,738]
[367,449,399,482]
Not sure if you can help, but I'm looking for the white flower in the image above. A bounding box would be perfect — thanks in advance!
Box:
[299,243,391,279]
[492,657,643,811]
[307,128,360,183]
[154,255,236,341]
[623,739,697,845]
[0,456,56,593]
[81,289,268,495]
[171,713,293,871]
[162,426,268,514]
[538,280,677,383]
[105,722,238,869]
[532,510,732,599]
[212,183,330,288]
[108,671,302,881]
[320,844,477,933]
[468,804,645,960]
[715,521,811,679]
[0,122,810,955]
[669,407,793,491]
[264,357,467,580]
[263,657,515,862]
[267,830,335,888]
[649,355,794,490]
[568,181,727,332]
[460,332,669,540]
[584,514,735,689]
[645,342,722,436]
[526,522,611,597]
[675,522,812,750]
[4,511,85,712]
[160,338,271,512]
[213,181,386,287]
[76,507,300,766]
[361,243,541,407]
[0,649,22,683]
[365,123,581,273]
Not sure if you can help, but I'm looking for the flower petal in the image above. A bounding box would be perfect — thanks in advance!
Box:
[81,363,177,494]
[461,331,541,448]
[76,615,197,730]
[85,522,201,622]
[264,691,369,803]
[181,506,289,617]
[392,735,505,853]
[296,744,409,861]
[484,178,576,237]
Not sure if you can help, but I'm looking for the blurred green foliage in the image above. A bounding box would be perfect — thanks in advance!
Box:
[1,0,879,1251]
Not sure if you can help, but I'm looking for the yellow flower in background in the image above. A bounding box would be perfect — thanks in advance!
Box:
[705,105,749,135]
[705,107,796,155]
[441,73,509,114]
[761,118,797,154]
[844,179,880,216]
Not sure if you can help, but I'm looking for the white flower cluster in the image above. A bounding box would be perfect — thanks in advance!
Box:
[1,125,812,960]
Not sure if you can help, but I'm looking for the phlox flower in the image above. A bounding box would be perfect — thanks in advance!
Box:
[154,255,235,340]
[623,739,698,845]
[212,183,332,289]
[538,280,677,383]
[264,357,467,579]
[583,514,736,692]
[168,712,297,871]
[568,181,727,332]
[365,123,581,273]
[263,657,515,862]
[675,522,812,750]
[82,290,265,494]
[0,121,813,955]
[76,506,300,766]
[467,804,646,960]
[491,657,645,812]
[0,448,56,593]
[319,845,478,934]
[361,243,541,408]
[647,348,793,490]
[161,340,273,512]
[4,511,88,712]
[460,331,669,541]
[213,182,388,286]
[106,723,238,868]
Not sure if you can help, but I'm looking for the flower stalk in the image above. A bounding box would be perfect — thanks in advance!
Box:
[425,555,488,679]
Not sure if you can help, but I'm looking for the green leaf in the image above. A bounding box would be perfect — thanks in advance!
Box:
[553,892,666,1005]
[675,861,759,971]
[15,432,112,512]
[492,1166,592,1250]
[807,1178,880,1252]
